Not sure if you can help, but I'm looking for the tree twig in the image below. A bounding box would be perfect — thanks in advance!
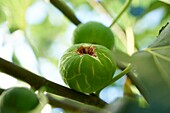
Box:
[50,0,81,26]
[0,57,107,108]
[109,0,132,27]
[46,93,109,113]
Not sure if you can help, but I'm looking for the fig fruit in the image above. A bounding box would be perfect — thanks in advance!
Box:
[59,43,116,93]
[0,87,39,113]
[73,21,114,50]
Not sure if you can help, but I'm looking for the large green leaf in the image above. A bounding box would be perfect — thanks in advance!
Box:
[130,22,170,111]
[0,0,34,32]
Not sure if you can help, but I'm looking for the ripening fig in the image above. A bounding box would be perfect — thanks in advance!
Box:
[59,43,116,93]
[73,21,115,50]
[0,87,39,113]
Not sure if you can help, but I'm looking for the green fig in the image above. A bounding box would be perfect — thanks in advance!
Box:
[73,21,115,50]
[0,87,39,113]
[59,43,116,93]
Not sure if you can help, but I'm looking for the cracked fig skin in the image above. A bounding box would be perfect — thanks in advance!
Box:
[59,44,116,93]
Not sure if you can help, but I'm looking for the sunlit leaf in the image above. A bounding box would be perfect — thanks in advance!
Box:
[160,0,170,5]
[0,0,34,32]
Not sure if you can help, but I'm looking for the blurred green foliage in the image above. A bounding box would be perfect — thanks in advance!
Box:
[0,0,34,32]
[0,0,170,113]
[28,17,67,56]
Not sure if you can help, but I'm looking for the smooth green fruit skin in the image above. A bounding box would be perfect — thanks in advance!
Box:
[73,21,114,50]
[60,44,116,93]
[0,87,39,113]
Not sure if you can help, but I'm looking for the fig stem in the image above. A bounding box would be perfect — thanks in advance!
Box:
[109,0,132,28]
[109,64,131,85]
[95,64,131,96]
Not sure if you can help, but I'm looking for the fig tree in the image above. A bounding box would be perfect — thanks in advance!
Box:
[0,87,39,113]
[59,43,116,93]
[73,21,115,50]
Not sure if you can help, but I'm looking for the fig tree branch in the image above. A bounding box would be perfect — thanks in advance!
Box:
[0,57,107,108]
[50,0,81,26]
